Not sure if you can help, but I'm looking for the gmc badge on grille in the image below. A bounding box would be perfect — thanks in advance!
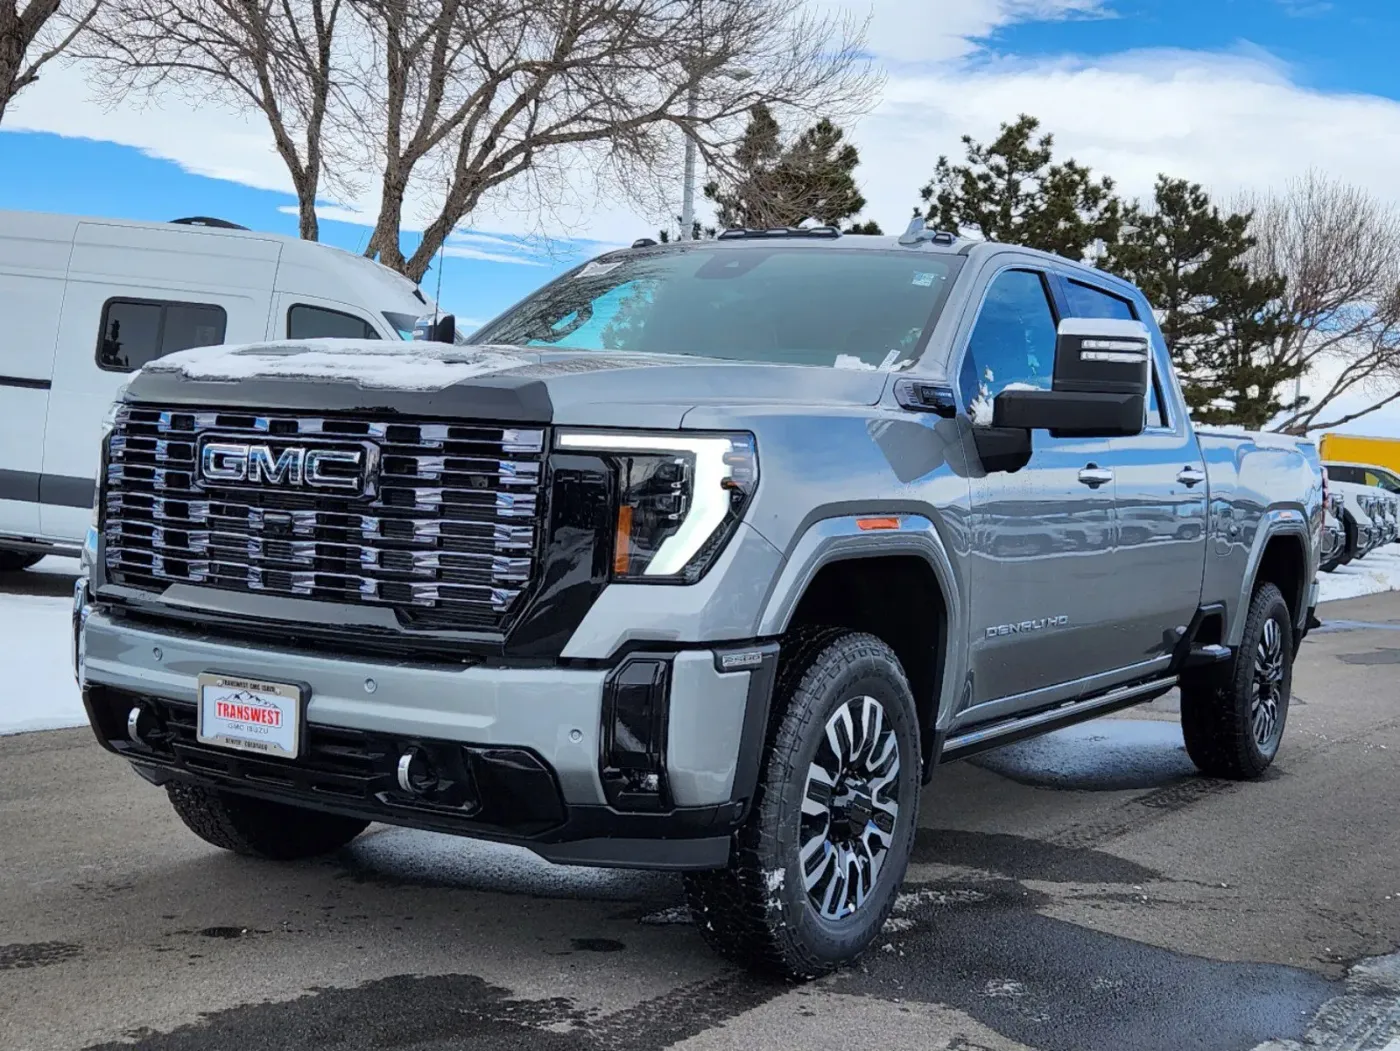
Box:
[197,437,376,495]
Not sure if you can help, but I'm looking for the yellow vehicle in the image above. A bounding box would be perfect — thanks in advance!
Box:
[1319,433,1400,477]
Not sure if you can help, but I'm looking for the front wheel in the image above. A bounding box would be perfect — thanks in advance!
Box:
[166,782,369,859]
[684,628,921,979]
[0,550,44,573]
[1180,582,1294,779]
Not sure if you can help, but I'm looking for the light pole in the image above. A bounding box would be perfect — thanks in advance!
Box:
[680,83,700,241]
[678,67,751,241]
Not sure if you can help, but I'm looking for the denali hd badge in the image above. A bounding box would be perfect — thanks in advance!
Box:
[985,615,1069,638]
[196,436,377,496]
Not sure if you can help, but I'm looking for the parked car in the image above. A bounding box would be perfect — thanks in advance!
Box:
[1325,461,1400,548]
[0,210,443,572]
[74,223,1323,979]
[1328,479,1383,563]
[1320,434,1400,479]
[1320,490,1347,573]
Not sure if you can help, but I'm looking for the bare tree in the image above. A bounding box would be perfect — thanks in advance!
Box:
[347,0,878,281]
[83,0,352,239]
[1245,173,1400,434]
[0,0,102,124]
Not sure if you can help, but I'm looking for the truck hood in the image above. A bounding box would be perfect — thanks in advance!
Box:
[129,339,890,428]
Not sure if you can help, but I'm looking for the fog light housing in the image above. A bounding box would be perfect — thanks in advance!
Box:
[601,657,670,811]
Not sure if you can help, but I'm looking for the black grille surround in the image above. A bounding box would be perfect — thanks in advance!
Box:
[102,406,547,633]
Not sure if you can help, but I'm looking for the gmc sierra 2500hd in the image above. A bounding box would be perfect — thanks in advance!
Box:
[75,221,1323,979]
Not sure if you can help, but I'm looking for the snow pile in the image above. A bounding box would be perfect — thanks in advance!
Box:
[0,586,86,735]
[146,340,531,390]
[1317,547,1400,603]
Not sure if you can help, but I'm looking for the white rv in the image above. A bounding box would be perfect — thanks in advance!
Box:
[0,211,441,569]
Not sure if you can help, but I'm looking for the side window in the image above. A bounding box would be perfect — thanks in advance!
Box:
[98,298,227,373]
[1064,280,1135,320]
[1062,278,1171,429]
[288,304,381,340]
[1146,363,1168,429]
[1363,470,1400,493]
[959,270,1058,424]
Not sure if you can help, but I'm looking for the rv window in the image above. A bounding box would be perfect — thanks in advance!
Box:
[288,304,381,340]
[97,298,228,373]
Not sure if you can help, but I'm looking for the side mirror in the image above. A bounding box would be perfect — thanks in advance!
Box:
[412,313,457,343]
[972,318,1152,472]
[992,318,1150,438]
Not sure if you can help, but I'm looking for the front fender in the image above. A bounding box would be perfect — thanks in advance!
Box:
[755,513,967,732]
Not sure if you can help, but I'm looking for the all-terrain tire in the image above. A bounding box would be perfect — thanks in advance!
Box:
[166,782,369,859]
[683,627,921,980]
[1180,582,1293,780]
[0,550,44,573]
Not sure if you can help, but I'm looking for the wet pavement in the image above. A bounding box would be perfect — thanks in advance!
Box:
[3,589,1400,1051]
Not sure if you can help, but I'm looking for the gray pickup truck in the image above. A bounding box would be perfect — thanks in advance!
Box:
[74,223,1323,979]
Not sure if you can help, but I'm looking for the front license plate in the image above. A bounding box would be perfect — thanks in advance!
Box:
[197,674,304,760]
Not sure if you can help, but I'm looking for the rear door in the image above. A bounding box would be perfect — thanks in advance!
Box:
[956,266,1124,725]
[1064,276,1209,662]
[0,215,72,542]
[39,222,279,542]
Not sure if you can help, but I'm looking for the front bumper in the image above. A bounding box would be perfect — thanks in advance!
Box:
[79,611,777,870]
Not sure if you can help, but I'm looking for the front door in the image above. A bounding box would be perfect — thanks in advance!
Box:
[956,268,1125,725]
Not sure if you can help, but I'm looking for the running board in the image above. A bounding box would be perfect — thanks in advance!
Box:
[940,675,1179,763]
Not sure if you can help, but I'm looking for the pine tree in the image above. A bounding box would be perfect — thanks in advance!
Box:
[1104,176,1302,428]
[703,105,882,233]
[919,114,1120,261]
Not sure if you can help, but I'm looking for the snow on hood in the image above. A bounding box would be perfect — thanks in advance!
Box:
[145,339,533,391]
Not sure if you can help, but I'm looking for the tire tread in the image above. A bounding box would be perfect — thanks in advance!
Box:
[166,782,368,860]
[685,625,918,978]
[1181,582,1291,780]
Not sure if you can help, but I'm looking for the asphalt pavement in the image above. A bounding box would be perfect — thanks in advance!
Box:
[3,581,1400,1051]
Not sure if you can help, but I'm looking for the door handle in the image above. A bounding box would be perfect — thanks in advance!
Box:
[1177,467,1206,487]
[1078,465,1114,488]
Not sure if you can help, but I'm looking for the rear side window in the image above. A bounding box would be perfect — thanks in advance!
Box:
[1064,280,1135,320]
[98,298,228,373]
[1061,279,1170,429]
[288,304,380,340]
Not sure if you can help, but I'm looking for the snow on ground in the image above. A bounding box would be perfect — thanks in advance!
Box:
[0,579,85,735]
[1317,547,1400,604]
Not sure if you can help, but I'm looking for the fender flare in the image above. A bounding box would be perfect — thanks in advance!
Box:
[1228,508,1312,647]
[755,513,966,735]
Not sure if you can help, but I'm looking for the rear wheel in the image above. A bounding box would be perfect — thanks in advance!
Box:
[1180,582,1293,780]
[1339,512,1358,565]
[0,550,44,573]
[683,628,921,979]
[166,782,369,860]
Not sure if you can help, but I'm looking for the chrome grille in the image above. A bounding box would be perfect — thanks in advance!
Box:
[102,406,547,630]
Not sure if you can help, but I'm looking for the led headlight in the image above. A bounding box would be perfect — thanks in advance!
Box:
[555,431,758,583]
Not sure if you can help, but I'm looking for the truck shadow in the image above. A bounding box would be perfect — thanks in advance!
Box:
[0,557,80,599]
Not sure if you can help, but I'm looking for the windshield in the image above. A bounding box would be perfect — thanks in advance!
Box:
[468,247,963,369]
[1329,463,1400,493]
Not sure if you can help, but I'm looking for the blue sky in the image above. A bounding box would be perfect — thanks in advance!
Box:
[988,1,1400,98]
[3,0,1400,339]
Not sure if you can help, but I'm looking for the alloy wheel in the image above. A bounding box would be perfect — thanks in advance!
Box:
[799,696,901,920]
[1252,616,1287,748]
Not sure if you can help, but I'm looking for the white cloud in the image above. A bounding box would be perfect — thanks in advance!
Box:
[440,244,549,267]
[848,47,1400,228]
[7,0,1400,257]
